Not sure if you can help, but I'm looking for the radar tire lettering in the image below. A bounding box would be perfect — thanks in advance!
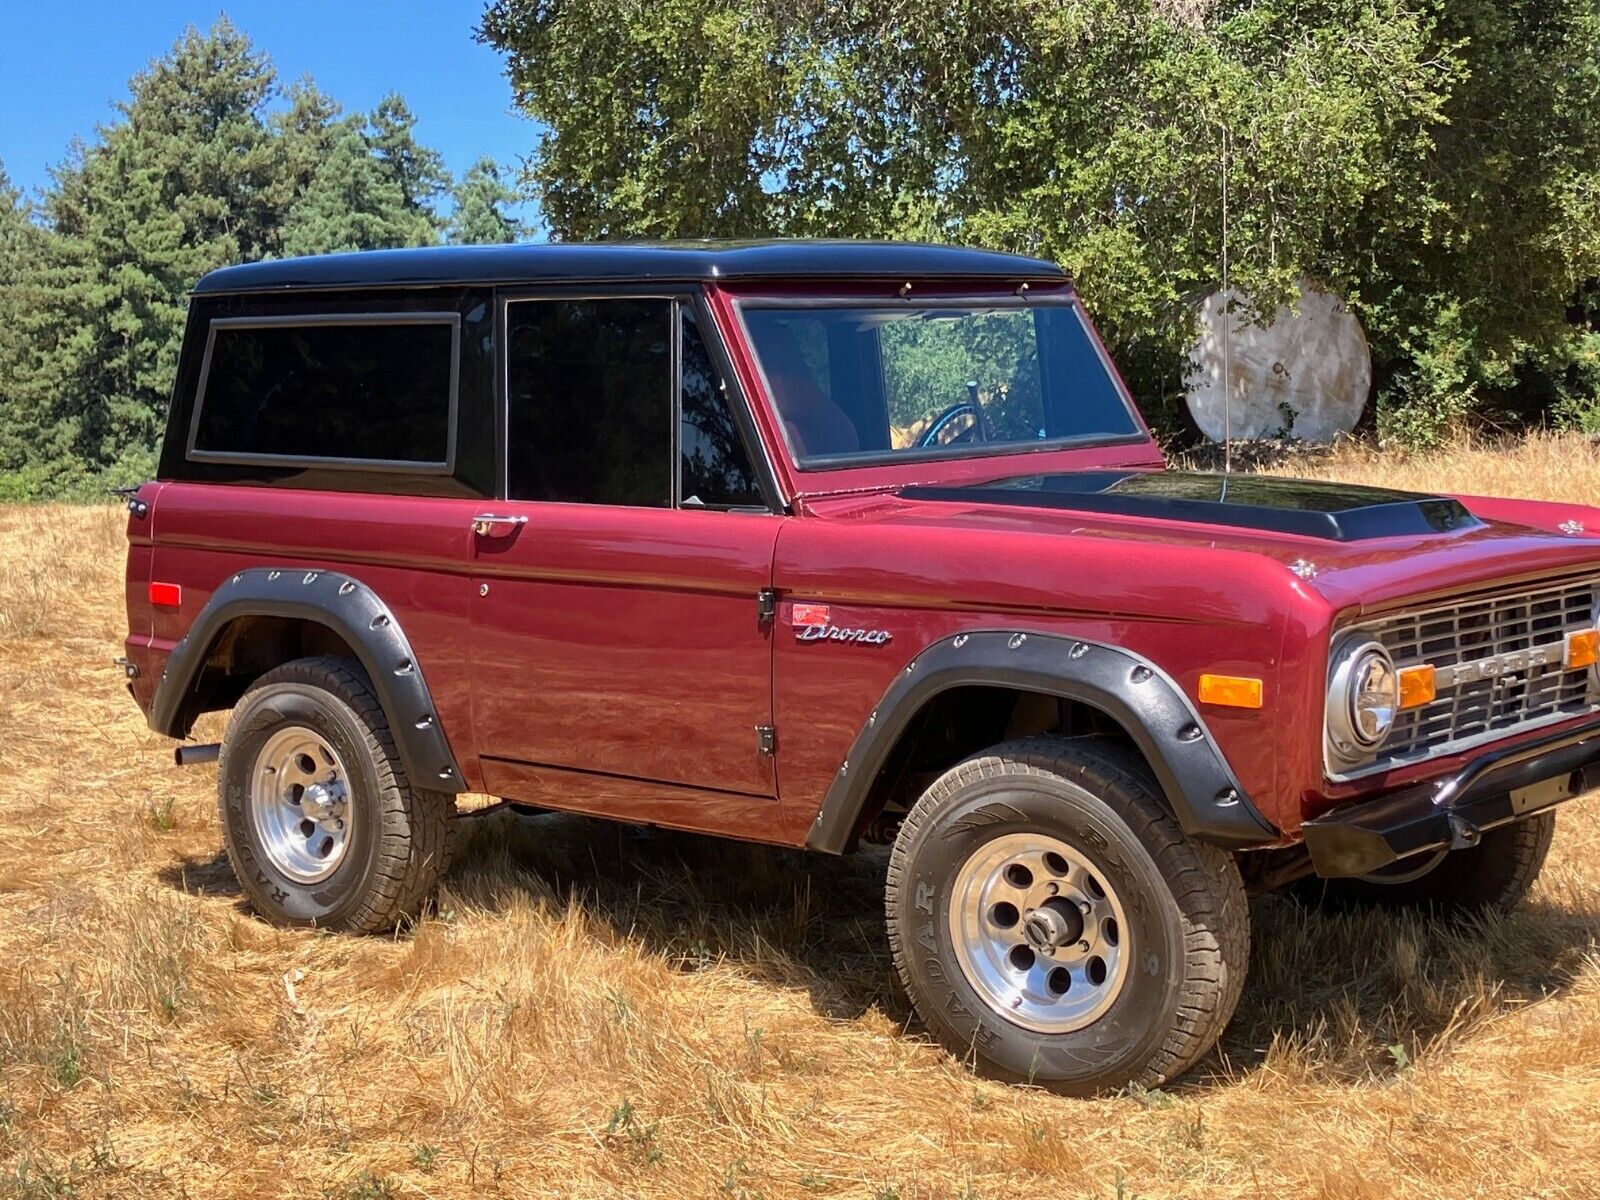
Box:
[885,736,1249,1095]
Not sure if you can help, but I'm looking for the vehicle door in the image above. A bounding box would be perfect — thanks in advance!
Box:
[469,290,784,801]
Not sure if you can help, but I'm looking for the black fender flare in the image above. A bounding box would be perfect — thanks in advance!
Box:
[804,630,1276,853]
[149,567,465,794]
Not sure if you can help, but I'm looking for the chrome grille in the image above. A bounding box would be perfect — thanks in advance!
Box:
[1341,575,1600,776]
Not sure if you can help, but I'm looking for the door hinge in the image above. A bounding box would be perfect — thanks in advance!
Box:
[756,725,777,756]
[757,587,778,624]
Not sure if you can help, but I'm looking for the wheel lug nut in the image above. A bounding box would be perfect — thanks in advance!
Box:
[1079,900,1091,914]
[1078,940,1091,952]
[1045,882,1058,896]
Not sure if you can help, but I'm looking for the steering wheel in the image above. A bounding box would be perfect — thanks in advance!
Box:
[919,400,988,449]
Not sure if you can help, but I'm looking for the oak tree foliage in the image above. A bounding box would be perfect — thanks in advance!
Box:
[480,0,1600,445]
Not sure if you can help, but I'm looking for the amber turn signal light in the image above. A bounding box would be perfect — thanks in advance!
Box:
[1566,629,1600,670]
[1397,664,1436,710]
[1197,674,1263,709]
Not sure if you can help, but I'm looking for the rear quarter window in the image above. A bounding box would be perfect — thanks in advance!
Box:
[189,314,459,469]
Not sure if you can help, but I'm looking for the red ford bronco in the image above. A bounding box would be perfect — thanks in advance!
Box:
[122,241,1600,1094]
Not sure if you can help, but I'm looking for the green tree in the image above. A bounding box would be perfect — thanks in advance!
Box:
[447,156,525,244]
[15,18,282,479]
[481,0,1600,445]
[0,19,460,496]
[0,163,52,481]
[269,77,344,242]
[281,115,433,255]
[367,93,449,240]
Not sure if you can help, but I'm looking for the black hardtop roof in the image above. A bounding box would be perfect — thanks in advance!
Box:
[191,239,1068,296]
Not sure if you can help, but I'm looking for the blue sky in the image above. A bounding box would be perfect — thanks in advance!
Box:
[0,1,541,224]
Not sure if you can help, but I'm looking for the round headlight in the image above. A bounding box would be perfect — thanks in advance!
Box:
[1327,640,1398,757]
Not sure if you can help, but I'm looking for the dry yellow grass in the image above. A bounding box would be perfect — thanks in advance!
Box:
[3,436,1600,1198]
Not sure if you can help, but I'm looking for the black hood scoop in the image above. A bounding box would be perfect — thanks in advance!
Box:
[900,470,1483,542]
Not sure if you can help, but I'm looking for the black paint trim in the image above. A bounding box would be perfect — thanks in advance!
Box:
[1300,717,1600,877]
[805,631,1277,854]
[158,289,498,499]
[903,471,1483,542]
[149,568,465,794]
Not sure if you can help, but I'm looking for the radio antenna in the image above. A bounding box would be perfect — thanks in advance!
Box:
[1220,123,1232,476]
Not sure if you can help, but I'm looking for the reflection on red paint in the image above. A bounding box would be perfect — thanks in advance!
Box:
[792,603,830,627]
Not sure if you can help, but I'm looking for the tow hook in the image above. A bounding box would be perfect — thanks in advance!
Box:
[174,743,221,767]
[113,656,139,679]
[1446,812,1482,850]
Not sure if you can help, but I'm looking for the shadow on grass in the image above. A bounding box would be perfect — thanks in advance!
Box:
[159,808,1600,1086]
[158,848,241,899]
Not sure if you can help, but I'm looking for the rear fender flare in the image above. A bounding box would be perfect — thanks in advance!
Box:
[804,630,1276,853]
[149,568,465,793]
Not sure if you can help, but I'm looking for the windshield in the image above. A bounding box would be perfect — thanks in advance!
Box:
[741,301,1141,465]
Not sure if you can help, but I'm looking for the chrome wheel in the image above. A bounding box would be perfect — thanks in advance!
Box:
[949,833,1130,1034]
[248,726,353,884]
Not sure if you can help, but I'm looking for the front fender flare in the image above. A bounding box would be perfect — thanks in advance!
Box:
[804,630,1276,853]
[149,568,465,794]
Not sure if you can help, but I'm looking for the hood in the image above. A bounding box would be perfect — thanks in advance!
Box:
[806,468,1600,618]
[900,471,1480,543]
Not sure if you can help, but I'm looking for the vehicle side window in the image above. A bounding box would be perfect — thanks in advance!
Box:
[190,315,457,467]
[506,298,672,506]
[679,308,763,508]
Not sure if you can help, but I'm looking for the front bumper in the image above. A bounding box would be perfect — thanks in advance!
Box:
[1300,718,1600,877]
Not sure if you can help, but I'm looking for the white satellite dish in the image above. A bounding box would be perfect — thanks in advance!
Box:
[1185,280,1371,443]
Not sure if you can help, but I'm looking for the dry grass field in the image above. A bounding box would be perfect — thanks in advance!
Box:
[6,434,1600,1199]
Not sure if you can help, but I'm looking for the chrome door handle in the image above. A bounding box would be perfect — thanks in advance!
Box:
[471,514,528,536]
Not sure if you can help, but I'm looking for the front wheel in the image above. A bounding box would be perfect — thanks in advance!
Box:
[886,737,1249,1095]
[217,655,454,932]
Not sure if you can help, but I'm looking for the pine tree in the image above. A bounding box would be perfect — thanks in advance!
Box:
[0,18,462,495]
[269,77,344,251]
[0,163,51,477]
[447,157,524,244]
[281,116,433,255]
[367,93,448,241]
[31,18,281,474]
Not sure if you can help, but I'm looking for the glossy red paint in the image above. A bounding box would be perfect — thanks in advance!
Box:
[128,480,489,791]
[769,490,1304,832]
[125,273,1600,852]
[467,502,781,799]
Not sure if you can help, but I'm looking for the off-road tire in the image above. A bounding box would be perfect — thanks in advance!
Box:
[217,655,454,932]
[1293,811,1554,917]
[886,736,1249,1095]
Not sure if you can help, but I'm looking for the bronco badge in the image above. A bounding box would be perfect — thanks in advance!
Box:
[792,603,892,646]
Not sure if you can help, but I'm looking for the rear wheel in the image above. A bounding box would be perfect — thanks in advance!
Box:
[1294,812,1554,917]
[886,737,1249,1095]
[217,655,454,932]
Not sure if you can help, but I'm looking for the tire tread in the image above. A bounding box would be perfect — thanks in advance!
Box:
[885,735,1249,1091]
[219,655,453,933]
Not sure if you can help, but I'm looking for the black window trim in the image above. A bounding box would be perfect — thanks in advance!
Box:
[730,293,1150,472]
[185,311,462,474]
[496,286,785,513]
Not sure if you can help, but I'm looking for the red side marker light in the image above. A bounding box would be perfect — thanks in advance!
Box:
[792,602,831,627]
[149,581,183,608]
